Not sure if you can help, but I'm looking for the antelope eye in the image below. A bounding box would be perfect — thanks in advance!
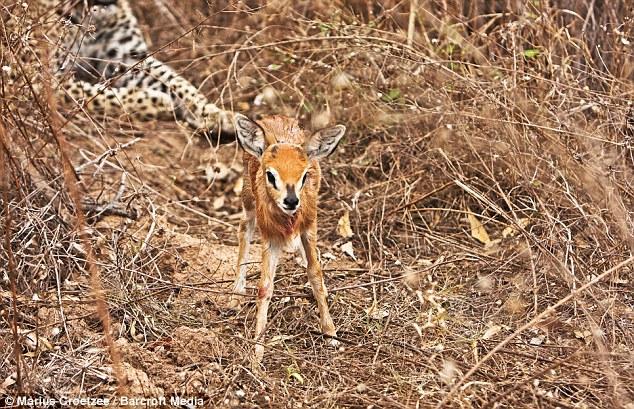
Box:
[301,172,308,187]
[266,171,278,189]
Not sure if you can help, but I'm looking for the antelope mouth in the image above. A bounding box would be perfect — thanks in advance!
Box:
[277,201,299,216]
[281,206,299,216]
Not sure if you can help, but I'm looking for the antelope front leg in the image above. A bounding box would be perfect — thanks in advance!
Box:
[253,243,280,365]
[229,210,255,309]
[301,227,339,347]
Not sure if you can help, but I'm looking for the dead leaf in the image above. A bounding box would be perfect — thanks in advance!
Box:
[574,330,592,340]
[322,252,337,260]
[1,374,16,392]
[529,335,545,346]
[467,209,490,244]
[340,241,356,260]
[233,177,243,195]
[337,210,354,238]
[481,325,502,340]
[439,360,457,385]
[212,196,225,210]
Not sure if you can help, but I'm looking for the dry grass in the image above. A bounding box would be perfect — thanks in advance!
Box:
[1,0,634,408]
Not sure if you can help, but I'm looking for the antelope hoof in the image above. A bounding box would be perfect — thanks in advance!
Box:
[326,336,340,349]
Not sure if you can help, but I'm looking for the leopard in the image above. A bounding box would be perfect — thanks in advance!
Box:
[2,0,235,142]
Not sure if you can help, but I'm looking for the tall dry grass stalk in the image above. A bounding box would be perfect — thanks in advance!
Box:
[0,120,23,396]
[40,43,126,394]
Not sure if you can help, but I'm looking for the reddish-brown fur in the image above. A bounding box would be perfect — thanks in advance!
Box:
[230,114,345,367]
[242,117,321,243]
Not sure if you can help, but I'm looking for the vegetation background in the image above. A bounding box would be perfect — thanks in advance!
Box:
[1,0,633,407]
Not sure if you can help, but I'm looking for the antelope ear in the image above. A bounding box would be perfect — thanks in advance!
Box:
[305,125,346,160]
[234,114,266,158]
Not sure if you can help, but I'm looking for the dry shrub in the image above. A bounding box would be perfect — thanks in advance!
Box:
[1,1,633,407]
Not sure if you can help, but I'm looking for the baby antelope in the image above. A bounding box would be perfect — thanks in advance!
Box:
[230,113,346,365]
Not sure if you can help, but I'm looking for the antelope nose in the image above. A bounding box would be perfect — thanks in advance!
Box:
[283,196,299,209]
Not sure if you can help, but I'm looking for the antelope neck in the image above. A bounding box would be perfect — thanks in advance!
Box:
[278,210,299,237]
